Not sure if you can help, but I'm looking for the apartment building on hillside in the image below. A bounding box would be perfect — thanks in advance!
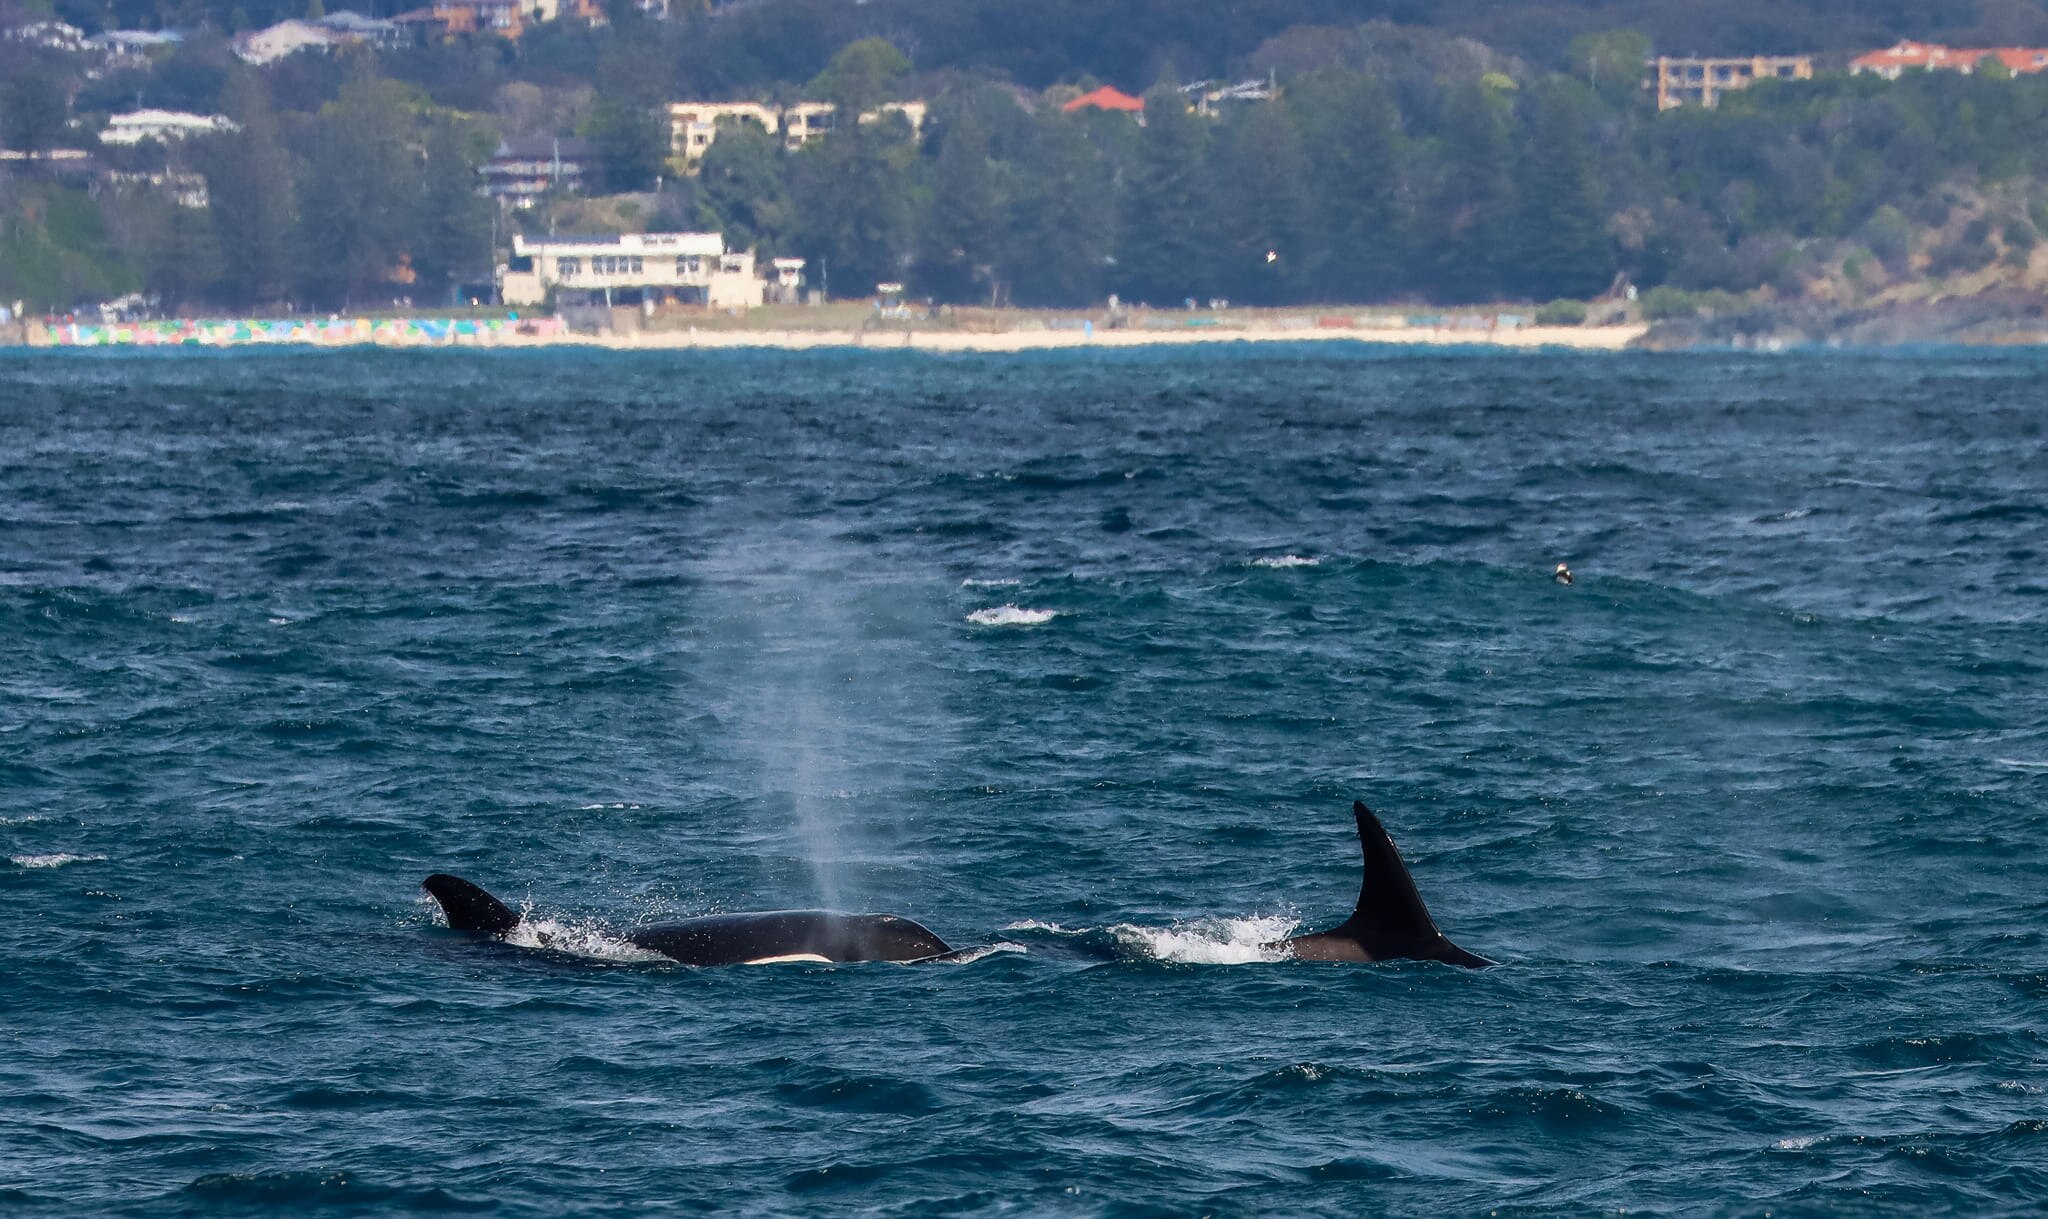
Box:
[1653,55,1814,109]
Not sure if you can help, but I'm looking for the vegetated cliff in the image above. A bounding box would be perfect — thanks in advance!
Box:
[1638,180,2048,347]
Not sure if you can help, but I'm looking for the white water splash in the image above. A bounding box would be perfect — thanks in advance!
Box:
[1249,554,1320,569]
[966,605,1058,627]
[999,918,1072,934]
[501,915,671,964]
[577,803,644,810]
[934,943,1028,965]
[10,853,106,869]
[961,577,1021,588]
[1996,758,2048,771]
[1111,914,1300,965]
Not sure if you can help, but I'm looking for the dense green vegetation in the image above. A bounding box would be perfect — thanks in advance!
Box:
[4,0,2048,312]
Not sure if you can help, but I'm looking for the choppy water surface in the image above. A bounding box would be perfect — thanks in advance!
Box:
[2,346,2044,1215]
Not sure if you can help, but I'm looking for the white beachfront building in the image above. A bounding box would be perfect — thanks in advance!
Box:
[497,232,765,309]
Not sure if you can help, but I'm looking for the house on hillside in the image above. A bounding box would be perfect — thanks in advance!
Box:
[777,100,926,151]
[667,101,780,167]
[1851,41,2048,78]
[2,20,90,51]
[497,232,764,309]
[315,10,403,46]
[233,18,346,62]
[100,110,238,145]
[663,100,927,171]
[1180,77,1278,115]
[430,0,526,37]
[88,29,185,64]
[1653,55,1813,108]
[481,136,596,203]
[1061,85,1145,114]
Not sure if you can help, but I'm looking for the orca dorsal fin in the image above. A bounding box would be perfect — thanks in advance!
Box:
[423,874,520,937]
[1335,802,1446,942]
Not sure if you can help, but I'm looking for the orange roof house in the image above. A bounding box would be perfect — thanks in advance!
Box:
[1851,40,2048,78]
[1062,86,1145,113]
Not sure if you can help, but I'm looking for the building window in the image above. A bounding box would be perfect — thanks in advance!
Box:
[559,256,580,277]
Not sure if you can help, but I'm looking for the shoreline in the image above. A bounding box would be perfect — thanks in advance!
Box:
[576,321,1648,352]
[5,314,1648,352]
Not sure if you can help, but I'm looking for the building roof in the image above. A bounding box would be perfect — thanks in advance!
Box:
[1853,40,2048,74]
[511,232,729,258]
[1062,85,1145,113]
[100,110,238,143]
[316,10,398,35]
[493,135,598,161]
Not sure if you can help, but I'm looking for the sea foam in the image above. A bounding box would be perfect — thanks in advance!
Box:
[966,605,1058,626]
[1111,914,1300,965]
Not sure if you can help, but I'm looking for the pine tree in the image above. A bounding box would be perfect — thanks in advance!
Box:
[915,106,1009,303]
[197,73,296,309]
[1410,81,1517,302]
[295,79,421,308]
[1290,70,1404,302]
[1115,69,1213,306]
[1208,99,1313,305]
[1004,112,1114,307]
[693,121,791,256]
[412,119,494,302]
[1512,83,1616,300]
[790,119,916,298]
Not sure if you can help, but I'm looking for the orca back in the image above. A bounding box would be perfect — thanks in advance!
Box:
[629,910,952,966]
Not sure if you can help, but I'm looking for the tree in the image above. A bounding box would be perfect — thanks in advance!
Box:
[1567,30,1653,108]
[1512,82,1615,299]
[790,113,916,297]
[1409,80,1518,301]
[807,37,910,115]
[1208,99,1311,305]
[580,95,667,192]
[1115,69,1212,305]
[145,201,225,310]
[0,66,69,156]
[196,72,295,307]
[294,78,421,307]
[693,119,791,255]
[1288,69,1404,301]
[914,105,1008,302]
[411,118,494,301]
[1004,110,1114,307]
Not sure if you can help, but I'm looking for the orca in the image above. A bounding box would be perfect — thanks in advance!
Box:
[1275,802,1494,967]
[420,874,954,966]
[421,800,1490,969]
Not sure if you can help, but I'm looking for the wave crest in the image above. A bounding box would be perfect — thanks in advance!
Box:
[1110,914,1299,965]
[10,853,105,868]
[966,605,1058,627]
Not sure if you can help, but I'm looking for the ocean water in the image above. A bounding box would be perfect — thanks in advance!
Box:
[1,345,2044,1216]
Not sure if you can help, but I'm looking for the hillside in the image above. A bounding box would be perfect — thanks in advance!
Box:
[6,0,2048,331]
